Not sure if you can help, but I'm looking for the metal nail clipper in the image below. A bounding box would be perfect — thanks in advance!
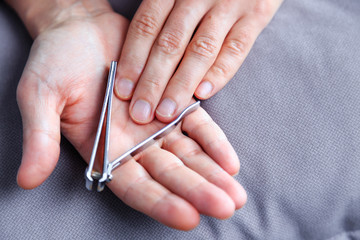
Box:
[85,61,200,192]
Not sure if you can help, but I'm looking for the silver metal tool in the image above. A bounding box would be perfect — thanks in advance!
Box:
[85,61,200,192]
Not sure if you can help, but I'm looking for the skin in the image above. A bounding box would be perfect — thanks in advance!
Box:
[7,0,246,230]
[115,0,284,124]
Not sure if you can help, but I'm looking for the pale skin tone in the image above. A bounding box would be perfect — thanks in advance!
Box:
[6,0,247,230]
[6,0,282,230]
[115,0,283,124]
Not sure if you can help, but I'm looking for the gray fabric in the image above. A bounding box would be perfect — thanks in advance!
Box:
[1,0,360,239]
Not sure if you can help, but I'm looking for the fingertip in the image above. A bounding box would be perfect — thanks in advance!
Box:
[16,158,52,190]
[17,132,60,189]
[217,144,240,177]
[181,108,241,175]
[207,169,246,211]
[235,184,247,210]
[155,112,176,123]
[206,138,241,176]
[215,137,241,176]
[115,77,134,100]
[156,98,177,121]
[155,98,193,123]
[225,149,241,176]
[195,81,214,100]
[130,99,153,124]
[152,195,200,231]
[220,173,247,210]
[213,191,236,220]
[189,184,235,220]
[17,166,36,190]
[16,158,58,190]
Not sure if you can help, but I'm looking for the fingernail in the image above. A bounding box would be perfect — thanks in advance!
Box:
[156,98,177,117]
[132,99,151,122]
[116,78,134,98]
[196,81,213,98]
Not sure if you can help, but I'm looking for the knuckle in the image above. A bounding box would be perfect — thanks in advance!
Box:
[223,33,250,58]
[189,35,218,59]
[183,147,204,160]
[122,176,147,202]
[212,61,232,77]
[157,162,183,179]
[215,0,235,15]
[132,12,159,37]
[156,30,184,55]
[177,4,196,18]
[204,167,225,183]
[254,0,272,15]
[172,74,194,92]
[253,0,274,25]
[143,76,162,89]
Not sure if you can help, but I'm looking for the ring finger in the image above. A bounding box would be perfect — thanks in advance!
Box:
[125,0,214,123]
[154,2,245,122]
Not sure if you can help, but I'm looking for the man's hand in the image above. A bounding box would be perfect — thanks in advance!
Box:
[9,0,246,230]
[115,0,283,124]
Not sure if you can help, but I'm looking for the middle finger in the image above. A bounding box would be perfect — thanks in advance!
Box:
[127,0,215,123]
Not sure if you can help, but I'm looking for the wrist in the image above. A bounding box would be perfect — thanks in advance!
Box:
[5,0,112,38]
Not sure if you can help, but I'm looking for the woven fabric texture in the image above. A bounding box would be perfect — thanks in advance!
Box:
[0,0,359,239]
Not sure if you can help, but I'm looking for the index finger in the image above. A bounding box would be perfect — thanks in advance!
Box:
[114,0,175,100]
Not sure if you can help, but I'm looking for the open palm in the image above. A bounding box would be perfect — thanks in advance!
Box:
[16,10,246,230]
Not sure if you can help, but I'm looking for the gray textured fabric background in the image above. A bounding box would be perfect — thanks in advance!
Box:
[1,0,360,239]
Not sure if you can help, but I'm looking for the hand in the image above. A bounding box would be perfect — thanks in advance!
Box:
[14,1,246,230]
[114,0,283,124]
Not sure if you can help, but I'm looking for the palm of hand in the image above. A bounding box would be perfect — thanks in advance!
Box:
[24,12,130,151]
[17,11,246,230]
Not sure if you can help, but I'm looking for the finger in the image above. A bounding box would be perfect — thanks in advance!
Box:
[170,107,246,209]
[114,0,175,100]
[184,107,240,174]
[138,146,235,219]
[128,0,213,123]
[16,77,61,189]
[107,159,200,231]
[154,3,244,122]
[163,130,247,210]
[195,2,283,99]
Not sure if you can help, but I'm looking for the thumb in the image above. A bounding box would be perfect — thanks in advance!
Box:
[16,78,61,189]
